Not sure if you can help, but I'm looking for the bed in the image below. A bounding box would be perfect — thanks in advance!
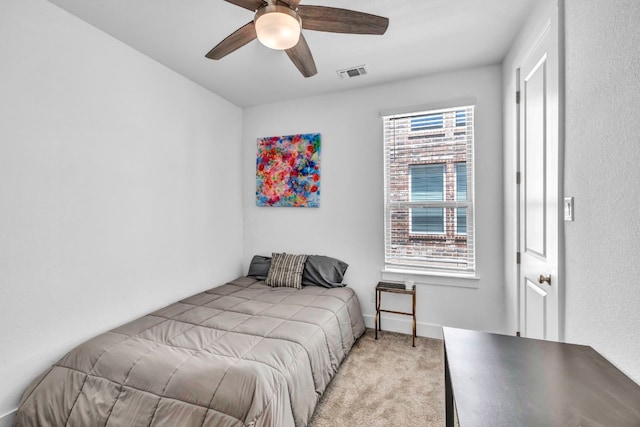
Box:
[14,255,365,427]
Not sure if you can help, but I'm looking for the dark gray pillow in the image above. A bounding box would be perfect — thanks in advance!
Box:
[247,255,271,280]
[302,255,348,288]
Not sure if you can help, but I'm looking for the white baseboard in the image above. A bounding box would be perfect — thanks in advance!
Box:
[362,314,443,340]
[0,409,17,427]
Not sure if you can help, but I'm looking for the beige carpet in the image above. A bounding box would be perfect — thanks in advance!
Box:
[309,328,446,427]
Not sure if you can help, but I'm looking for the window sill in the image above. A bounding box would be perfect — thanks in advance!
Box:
[381,267,479,289]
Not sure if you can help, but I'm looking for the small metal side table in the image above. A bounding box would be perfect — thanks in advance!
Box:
[375,281,416,347]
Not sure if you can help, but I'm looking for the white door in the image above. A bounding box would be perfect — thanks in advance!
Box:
[518,9,562,341]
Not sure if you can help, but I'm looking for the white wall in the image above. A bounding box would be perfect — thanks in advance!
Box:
[563,0,640,383]
[0,0,244,422]
[242,65,506,339]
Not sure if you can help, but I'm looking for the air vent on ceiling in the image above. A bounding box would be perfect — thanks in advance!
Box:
[337,65,368,79]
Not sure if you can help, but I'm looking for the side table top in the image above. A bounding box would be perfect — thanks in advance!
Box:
[376,281,415,293]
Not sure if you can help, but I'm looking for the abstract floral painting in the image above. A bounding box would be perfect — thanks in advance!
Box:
[256,133,320,207]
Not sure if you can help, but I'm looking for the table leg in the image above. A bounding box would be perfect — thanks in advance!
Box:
[412,288,416,347]
[375,289,379,340]
[444,343,454,427]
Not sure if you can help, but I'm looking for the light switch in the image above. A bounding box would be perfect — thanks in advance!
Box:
[564,197,574,221]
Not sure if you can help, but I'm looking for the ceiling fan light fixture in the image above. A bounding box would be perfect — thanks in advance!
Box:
[254,5,301,50]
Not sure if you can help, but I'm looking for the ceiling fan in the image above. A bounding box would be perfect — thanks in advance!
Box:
[205,0,389,77]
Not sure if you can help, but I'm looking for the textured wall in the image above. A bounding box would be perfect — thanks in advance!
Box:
[0,0,244,421]
[563,0,640,382]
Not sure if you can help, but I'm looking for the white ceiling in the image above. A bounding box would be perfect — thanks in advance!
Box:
[46,0,537,107]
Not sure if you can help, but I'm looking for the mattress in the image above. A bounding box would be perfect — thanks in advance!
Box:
[14,276,365,426]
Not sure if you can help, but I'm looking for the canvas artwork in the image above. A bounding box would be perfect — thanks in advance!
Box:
[256,133,320,207]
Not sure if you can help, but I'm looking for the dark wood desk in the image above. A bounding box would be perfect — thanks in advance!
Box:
[443,327,640,427]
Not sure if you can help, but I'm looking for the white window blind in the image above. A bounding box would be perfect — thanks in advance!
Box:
[383,105,475,274]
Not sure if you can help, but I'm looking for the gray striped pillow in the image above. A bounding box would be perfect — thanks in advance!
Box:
[265,253,308,289]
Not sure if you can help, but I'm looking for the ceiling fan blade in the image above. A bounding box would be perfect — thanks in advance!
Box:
[205,21,256,60]
[224,0,265,11]
[298,5,389,35]
[285,33,317,77]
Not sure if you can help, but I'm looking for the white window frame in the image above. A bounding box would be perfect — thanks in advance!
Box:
[383,105,475,277]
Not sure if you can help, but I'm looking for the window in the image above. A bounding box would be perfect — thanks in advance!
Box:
[410,164,445,234]
[410,113,443,131]
[383,105,475,274]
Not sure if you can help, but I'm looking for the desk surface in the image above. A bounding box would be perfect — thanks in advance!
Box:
[443,327,640,427]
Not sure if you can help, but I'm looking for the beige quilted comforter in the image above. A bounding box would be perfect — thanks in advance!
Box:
[14,276,365,426]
